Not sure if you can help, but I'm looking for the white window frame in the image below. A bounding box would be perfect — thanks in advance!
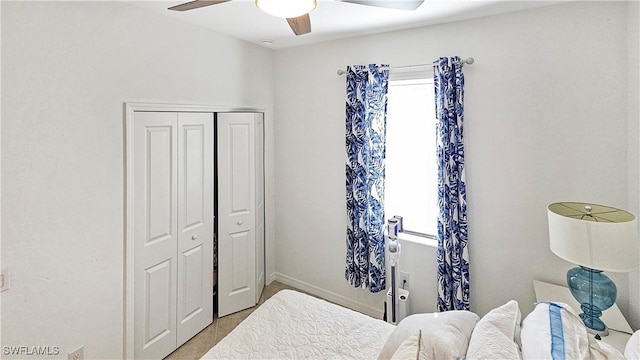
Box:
[385,68,438,247]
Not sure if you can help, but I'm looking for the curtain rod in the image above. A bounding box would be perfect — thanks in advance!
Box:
[336,57,474,76]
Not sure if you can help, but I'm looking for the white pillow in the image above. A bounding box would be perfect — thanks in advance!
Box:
[465,300,522,360]
[391,330,427,360]
[377,311,480,360]
[521,302,590,360]
[589,337,626,360]
[626,331,640,360]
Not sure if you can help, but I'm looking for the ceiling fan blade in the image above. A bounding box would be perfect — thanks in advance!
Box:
[168,0,231,11]
[286,14,311,36]
[338,0,424,10]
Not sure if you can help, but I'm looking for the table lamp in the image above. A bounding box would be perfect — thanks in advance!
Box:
[547,202,639,336]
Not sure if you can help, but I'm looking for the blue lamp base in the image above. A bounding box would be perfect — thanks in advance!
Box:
[567,266,616,336]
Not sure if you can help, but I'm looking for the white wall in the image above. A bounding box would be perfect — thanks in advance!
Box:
[627,0,640,331]
[1,2,274,358]
[273,1,638,323]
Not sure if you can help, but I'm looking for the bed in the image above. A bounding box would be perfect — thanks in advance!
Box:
[201,289,640,360]
[201,290,395,359]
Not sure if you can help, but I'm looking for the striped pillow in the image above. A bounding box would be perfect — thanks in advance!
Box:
[520,302,589,360]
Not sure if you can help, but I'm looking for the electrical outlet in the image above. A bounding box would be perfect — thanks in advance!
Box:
[400,271,410,291]
[68,346,84,360]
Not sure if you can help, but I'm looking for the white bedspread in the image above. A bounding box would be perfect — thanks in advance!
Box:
[201,289,395,359]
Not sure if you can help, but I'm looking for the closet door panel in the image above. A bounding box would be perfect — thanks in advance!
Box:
[177,112,214,346]
[229,124,251,225]
[133,112,178,360]
[179,245,205,323]
[230,231,251,289]
[144,260,173,344]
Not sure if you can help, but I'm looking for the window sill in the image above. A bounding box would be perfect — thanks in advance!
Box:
[397,233,438,248]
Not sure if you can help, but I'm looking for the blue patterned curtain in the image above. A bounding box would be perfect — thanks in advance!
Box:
[345,64,389,293]
[434,57,469,311]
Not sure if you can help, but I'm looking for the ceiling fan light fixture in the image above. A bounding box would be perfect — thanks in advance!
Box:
[255,0,317,18]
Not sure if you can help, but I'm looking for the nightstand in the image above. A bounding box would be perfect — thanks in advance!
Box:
[533,280,633,353]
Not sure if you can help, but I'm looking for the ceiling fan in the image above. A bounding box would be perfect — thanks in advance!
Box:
[168,0,424,36]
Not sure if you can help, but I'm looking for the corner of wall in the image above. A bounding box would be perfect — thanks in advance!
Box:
[627,0,640,331]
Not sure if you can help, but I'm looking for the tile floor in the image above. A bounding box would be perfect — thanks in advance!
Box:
[164,281,298,360]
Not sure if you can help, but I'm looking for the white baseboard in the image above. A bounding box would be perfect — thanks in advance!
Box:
[268,271,278,284]
[271,272,384,319]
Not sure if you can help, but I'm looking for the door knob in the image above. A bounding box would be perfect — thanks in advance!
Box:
[192,234,198,240]
[237,220,243,225]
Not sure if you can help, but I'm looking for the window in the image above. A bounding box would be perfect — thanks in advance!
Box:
[385,73,438,241]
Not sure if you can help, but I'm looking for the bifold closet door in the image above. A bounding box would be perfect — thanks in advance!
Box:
[217,112,264,317]
[133,112,178,360]
[176,113,214,347]
[132,112,213,359]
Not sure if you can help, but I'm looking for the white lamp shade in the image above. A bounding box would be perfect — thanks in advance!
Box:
[547,202,639,272]
[255,0,316,18]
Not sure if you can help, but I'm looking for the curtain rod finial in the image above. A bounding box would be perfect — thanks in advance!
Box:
[464,57,474,65]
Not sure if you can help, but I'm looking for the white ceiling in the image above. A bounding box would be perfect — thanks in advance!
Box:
[124,0,563,49]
